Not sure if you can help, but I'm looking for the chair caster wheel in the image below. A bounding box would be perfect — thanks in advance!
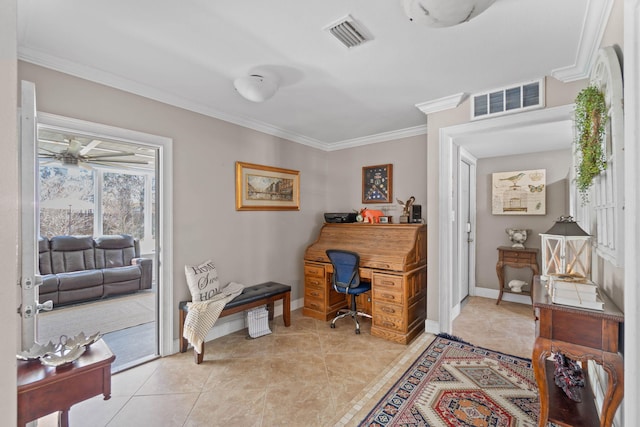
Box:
[330,324,336,329]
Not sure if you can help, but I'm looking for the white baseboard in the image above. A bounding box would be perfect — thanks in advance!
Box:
[473,286,532,305]
[172,296,304,354]
[425,319,440,334]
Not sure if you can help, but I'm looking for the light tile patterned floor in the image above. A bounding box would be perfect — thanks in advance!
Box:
[36,296,535,427]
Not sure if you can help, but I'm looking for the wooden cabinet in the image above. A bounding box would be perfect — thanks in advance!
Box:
[303,223,427,344]
[532,277,624,427]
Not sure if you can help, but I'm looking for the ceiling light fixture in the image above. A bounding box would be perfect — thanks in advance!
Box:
[402,0,496,28]
[233,74,279,102]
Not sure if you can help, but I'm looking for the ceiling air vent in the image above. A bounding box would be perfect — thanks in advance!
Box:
[325,15,370,48]
[471,78,545,120]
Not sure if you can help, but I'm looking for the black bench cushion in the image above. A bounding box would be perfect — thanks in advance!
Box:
[180,281,290,312]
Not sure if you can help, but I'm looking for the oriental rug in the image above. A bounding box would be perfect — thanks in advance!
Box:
[359,334,541,427]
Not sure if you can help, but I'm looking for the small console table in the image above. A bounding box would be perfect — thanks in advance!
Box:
[532,277,624,427]
[495,246,539,304]
[17,339,115,427]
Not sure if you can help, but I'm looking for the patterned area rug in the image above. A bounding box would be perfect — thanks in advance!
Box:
[359,334,540,427]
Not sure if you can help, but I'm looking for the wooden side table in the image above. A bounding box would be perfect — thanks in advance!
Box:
[17,339,115,427]
[532,277,624,427]
[495,246,539,304]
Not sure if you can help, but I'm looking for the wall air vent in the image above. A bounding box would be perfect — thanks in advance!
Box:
[471,78,545,120]
[324,15,371,48]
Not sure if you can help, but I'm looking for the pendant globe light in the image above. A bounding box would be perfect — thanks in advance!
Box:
[402,0,497,28]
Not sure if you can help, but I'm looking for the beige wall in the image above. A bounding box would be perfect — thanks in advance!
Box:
[475,149,572,290]
[17,61,429,341]
[0,0,18,424]
[326,134,428,221]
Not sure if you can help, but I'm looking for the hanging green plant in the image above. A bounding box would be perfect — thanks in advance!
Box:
[574,85,607,204]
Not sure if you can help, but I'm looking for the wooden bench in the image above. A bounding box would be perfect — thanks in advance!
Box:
[179,281,291,364]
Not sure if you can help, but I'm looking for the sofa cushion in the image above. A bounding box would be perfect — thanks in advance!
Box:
[38,237,52,275]
[50,236,96,273]
[57,269,103,291]
[94,235,137,268]
[102,265,141,284]
[39,274,58,294]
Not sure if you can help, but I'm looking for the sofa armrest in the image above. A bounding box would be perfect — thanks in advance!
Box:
[132,257,153,290]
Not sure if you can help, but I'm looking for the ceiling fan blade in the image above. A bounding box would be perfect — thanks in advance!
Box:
[84,151,136,159]
[87,158,150,165]
[79,140,101,156]
[39,147,64,155]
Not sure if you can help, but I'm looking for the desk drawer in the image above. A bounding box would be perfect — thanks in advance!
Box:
[373,287,403,304]
[304,263,325,279]
[305,276,325,290]
[305,286,324,302]
[373,273,403,290]
[304,292,325,313]
[373,301,405,332]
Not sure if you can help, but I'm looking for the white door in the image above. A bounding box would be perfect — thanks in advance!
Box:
[457,150,476,307]
[19,80,46,350]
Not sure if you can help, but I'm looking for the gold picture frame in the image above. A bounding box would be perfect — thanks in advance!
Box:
[362,164,393,203]
[235,162,300,211]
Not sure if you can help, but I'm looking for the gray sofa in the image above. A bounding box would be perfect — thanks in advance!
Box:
[38,234,152,307]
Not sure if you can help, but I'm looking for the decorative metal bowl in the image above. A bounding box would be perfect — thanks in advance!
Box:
[63,331,102,349]
[40,345,86,369]
[16,341,57,362]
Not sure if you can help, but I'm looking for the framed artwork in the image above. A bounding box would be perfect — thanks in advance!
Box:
[362,164,393,203]
[492,169,546,215]
[235,162,300,211]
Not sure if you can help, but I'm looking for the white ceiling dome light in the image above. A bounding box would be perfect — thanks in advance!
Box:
[402,0,497,28]
[233,74,279,102]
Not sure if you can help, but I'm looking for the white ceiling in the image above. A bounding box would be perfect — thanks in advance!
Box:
[17,0,604,151]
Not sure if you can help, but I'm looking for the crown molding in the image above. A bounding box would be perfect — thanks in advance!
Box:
[415,92,467,115]
[551,0,615,82]
[323,125,428,151]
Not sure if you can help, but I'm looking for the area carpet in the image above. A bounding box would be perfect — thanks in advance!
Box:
[37,291,155,344]
[359,334,541,427]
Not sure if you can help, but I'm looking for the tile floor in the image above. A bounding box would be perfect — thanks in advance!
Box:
[37,296,535,427]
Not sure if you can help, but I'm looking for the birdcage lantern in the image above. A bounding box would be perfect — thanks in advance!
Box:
[539,216,591,280]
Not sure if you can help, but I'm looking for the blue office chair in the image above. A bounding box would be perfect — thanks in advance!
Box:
[326,249,372,334]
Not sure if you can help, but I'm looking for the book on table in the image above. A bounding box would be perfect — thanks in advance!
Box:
[549,276,603,310]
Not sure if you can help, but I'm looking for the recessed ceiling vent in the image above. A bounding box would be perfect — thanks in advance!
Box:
[325,15,371,48]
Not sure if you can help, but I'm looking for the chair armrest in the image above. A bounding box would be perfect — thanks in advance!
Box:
[132,257,153,290]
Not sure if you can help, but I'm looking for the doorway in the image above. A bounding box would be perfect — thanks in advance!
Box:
[438,104,575,333]
[19,91,174,368]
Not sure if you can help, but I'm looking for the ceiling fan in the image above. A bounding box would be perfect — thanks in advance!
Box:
[38,138,151,169]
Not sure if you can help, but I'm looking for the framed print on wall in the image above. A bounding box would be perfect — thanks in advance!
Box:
[235,162,300,211]
[362,164,393,203]
[492,168,546,215]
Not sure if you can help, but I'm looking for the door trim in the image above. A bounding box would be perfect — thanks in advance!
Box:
[438,104,575,333]
[35,112,174,357]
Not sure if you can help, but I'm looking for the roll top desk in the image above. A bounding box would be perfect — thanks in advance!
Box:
[303,223,427,344]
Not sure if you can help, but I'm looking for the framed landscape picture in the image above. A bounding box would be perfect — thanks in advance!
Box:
[492,168,546,215]
[235,162,300,211]
[362,164,393,203]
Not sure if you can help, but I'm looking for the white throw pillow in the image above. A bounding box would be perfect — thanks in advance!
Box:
[185,260,221,302]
